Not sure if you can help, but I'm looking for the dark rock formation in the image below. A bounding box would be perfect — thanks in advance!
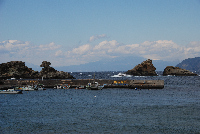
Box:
[126,59,157,76]
[0,61,75,79]
[163,66,198,76]
[176,57,200,72]
[39,61,75,79]
[0,61,39,79]
[40,61,57,74]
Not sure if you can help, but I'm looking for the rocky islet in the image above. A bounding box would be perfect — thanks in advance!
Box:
[163,66,197,76]
[0,61,74,79]
[126,59,157,76]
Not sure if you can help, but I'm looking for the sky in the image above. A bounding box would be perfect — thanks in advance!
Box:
[0,0,200,70]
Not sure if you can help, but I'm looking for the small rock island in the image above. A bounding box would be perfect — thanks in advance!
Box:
[126,59,157,76]
[163,66,198,76]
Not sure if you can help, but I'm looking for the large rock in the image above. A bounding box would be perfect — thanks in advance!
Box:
[126,59,157,76]
[163,66,197,76]
[0,61,39,79]
[39,61,75,79]
[0,61,75,79]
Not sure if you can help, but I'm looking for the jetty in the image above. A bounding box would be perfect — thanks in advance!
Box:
[0,79,164,89]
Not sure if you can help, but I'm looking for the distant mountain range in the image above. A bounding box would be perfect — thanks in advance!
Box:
[55,56,146,72]
[176,57,200,72]
[16,57,200,72]
[26,56,179,72]
[54,56,178,72]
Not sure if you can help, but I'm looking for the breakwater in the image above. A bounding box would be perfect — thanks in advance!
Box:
[0,79,164,89]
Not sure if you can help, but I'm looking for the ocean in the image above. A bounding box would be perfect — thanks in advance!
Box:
[0,71,200,133]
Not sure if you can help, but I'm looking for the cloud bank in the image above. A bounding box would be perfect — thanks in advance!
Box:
[0,36,200,67]
[0,40,61,65]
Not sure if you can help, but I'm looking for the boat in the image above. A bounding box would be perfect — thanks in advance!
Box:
[20,85,35,91]
[35,84,46,90]
[54,84,70,89]
[86,82,104,90]
[86,73,104,90]
[0,88,22,94]
[75,85,85,89]
[55,84,63,89]
[111,72,132,77]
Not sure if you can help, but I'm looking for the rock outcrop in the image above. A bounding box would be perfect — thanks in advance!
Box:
[126,59,157,76]
[0,61,75,79]
[0,61,39,79]
[39,61,75,79]
[163,66,198,76]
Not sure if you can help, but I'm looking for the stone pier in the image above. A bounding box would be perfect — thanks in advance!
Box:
[0,79,164,89]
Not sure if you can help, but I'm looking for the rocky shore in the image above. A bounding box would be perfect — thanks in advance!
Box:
[0,61,74,80]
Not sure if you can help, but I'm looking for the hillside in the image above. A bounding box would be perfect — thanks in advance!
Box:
[176,57,200,72]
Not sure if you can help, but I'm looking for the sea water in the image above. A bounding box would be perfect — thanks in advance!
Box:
[0,72,200,133]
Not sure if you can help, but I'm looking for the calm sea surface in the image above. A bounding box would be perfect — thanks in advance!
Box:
[0,72,200,133]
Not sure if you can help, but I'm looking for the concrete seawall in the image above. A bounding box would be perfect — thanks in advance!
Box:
[0,79,164,89]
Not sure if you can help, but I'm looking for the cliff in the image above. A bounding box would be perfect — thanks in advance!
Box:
[163,66,197,76]
[126,59,157,76]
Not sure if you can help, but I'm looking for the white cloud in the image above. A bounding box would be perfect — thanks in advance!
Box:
[38,42,61,51]
[55,50,63,57]
[184,41,200,58]
[1,39,200,67]
[89,34,107,42]
[0,40,30,52]
[71,44,90,55]
[93,40,119,52]
[0,41,62,65]
[56,39,184,66]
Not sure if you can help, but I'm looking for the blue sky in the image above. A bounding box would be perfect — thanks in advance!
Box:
[0,0,200,70]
